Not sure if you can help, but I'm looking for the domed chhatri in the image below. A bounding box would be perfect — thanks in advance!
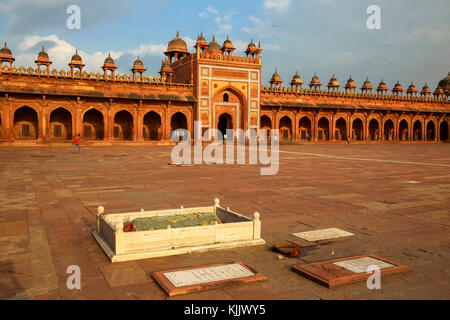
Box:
[309,73,322,90]
[0,42,12,56]
[131,56,147,81]
[270,68,283,88]
[421,83,431,96]
[68,49,85,78]
[434,86,445,97]
[194,33,208,53]
[327,74,340,91]
[221,35,235,55]
[290,71,302,88]
[104,53,115,66]
[35,46,52,74]
[0,42,15,70]
[392,80,403,95]
[407,82,418,96]
[207,36,222,54]
[437,72,450,96]
[165,31,189,63]
[361,77,373,93]
[376,79,388,94]
[345,76,357,92]
[71,49,83,62]
[167,31,188,52]
[102,53,117,80]
[245,39,261,57]
[159,59,173,83]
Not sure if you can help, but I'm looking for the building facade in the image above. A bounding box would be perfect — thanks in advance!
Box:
[0,34,449,145]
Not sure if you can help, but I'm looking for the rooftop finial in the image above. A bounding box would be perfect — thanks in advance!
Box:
[176,30,180,37]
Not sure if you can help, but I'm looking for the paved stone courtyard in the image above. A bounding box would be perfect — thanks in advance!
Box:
[1,143,450,300]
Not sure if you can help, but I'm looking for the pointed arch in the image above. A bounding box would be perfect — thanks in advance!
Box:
[49,107,72,140]
[279,116,293,140]
[114,110,134,141]
[143,111,162,141]
[83,108,104,140]
[335,117,347,141]
[13,106,38,140]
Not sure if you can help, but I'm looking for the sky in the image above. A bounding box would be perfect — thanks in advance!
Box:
[0,0,449,89]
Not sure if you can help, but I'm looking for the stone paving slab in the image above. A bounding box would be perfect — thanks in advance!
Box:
[0,144,450,299]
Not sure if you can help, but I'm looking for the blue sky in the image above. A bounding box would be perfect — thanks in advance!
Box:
[0,0,449,89]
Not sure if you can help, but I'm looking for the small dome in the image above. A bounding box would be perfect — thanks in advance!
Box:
[291,71,302,85]
[328,74,340,88]
[196,33,208,47]
[38,46,48,59]
[345,76,357,90]
[271,68,282,82]
[134,56,143,66]
[392,80,403,93]
[208,36,221,53]
[377,79,388,91]
[222,35,234,50]
[0,42,12,55]
[104,53,114,65]
[361,77,373,90]
[247,40,256,50]
[72,50,82,62]
[309,73,322,86]
[407,82,417,94]
[167,31,188,52]
[421,83,431,95]
[437,72,450,91]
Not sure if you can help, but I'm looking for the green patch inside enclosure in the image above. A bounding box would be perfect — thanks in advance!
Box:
[130,212,221,231]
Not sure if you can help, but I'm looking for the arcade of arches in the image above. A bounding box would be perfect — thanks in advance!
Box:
[259,112,450,143]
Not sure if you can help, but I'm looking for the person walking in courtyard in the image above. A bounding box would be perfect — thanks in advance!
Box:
[72,134,81,153]
[347,135,351,144]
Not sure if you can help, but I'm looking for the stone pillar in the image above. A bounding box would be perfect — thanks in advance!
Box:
[137,106,143,142]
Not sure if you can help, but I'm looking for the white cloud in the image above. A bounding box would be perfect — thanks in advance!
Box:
[128,43,165,57]
[242,16,275,38]
[207,6,219,15]
[198,12,207,18]
[263,0,291,10]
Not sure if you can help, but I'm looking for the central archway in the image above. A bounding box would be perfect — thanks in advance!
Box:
[50,107,72,140]
[369,119,380,141]
[279,116,292,140]
[335,118,346,141]
[171,112,188,141]
[426,121,436,141]
[299,116,311,140]
[384,119,394,141]
[260,115,272,137]
[352,118,364,141]
[318,117,329,141]
[399,119,409,141]
[143,111,162,141]
[14,106,38,140]
[114,110,134,141]
[83,109,104,140]
[413,120,422,141]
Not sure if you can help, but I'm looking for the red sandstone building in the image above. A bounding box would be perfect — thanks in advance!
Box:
[0,33,449,145]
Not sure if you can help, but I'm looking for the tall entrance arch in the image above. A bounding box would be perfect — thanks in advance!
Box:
[171,112,188,141]
[143,111,162,141]
[335,118,346,141]
[369,119,380,141]
[49,107,72,140]
[114,110,134,141]
[83,109,104,140]
[426,121,436,141]
[352,118,364,141]
[384,119,394,141]
[218,113,233,141]
[279,116,292,140]
[299,117,311,140]
[318,117,329,141]
[413,120,422,141]
[399,119,409,141]
[14,106,38,140]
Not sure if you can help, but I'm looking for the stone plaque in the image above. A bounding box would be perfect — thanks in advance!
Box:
[333,256,394,274]
[292,254,411,288]
[152,261,267,296]
[292,228,354,242]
